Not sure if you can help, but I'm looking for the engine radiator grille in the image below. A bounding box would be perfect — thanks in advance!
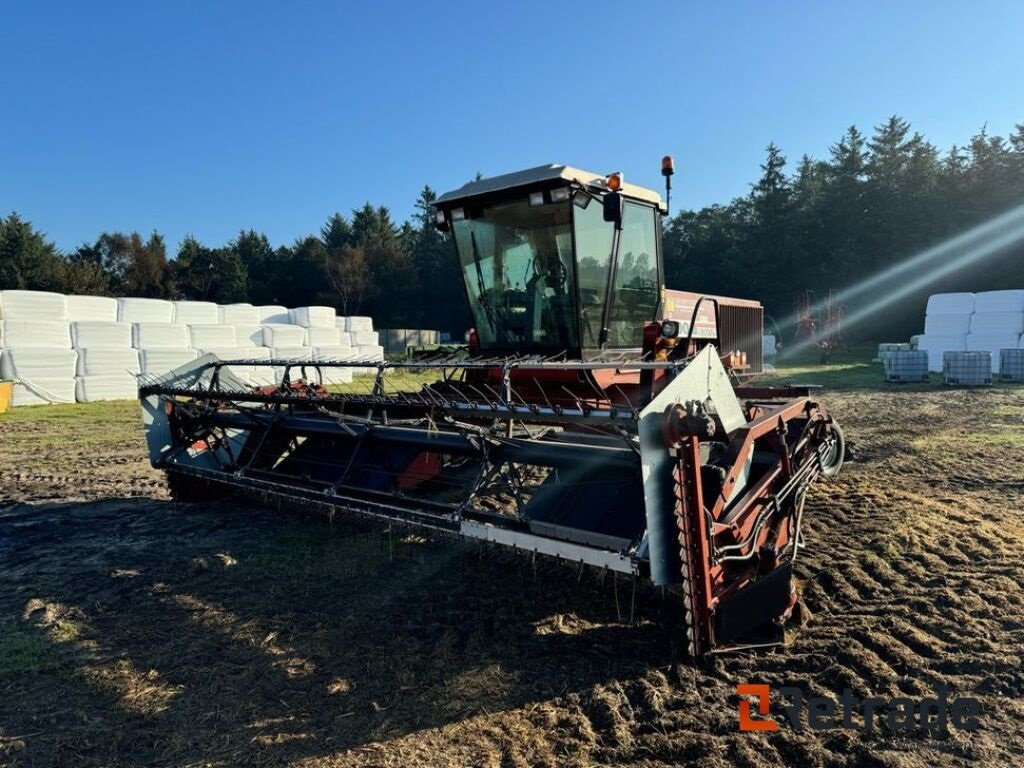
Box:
[718,303,764,374]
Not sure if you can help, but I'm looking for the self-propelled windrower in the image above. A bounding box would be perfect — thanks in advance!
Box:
[139,160,844,654]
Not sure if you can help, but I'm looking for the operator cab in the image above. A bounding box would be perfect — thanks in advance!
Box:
[434,164,666,359]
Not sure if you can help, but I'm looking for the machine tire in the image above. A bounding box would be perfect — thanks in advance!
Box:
[166,471,231,503]
[819,421,845,478]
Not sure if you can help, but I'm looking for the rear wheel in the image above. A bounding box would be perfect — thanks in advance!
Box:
[166,471,231,503]
[819,421,845,477]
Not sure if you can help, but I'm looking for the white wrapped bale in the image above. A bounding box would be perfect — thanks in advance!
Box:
[289,306,336,328]
[345,316,374,332]
[923,313,972,335]
[173,301,220,325]
[193,347,257,386]
[354,343,384,376]
[75,348,141,376]
[71,321,132,348]
[1,348,78,379]
[194,346,247,359]
[269,346,311,361]
[138,348,198,375]
[307,327,342,346]
[261,325,307,347]
[189,324,237,348]
[965,334,1022,372]
[309,347,354,385]
[75,374,138,402]
[245,347,271,360]
[66,295,118,322]
[0,290,68,321]
[1,320,71,348]
[352,330,379,346]
[248,347,277,387]
[968,312,1024,335]
[257,305,290,324]
[270,347,312,382]
[12,379,77,406]
[233,325,266,347]
[118,297,174,323]
[356,344,384,360]
[915,334,967,372]
[926,293,975,315]
[1,346,77,406]
[973,290,1024,313]
[219,304,259,325]
[132,323,189,349]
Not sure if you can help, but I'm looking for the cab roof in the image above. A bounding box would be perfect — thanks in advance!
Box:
[435,163,664,209]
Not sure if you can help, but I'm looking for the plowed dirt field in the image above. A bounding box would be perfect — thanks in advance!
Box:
[1,378,1022,767]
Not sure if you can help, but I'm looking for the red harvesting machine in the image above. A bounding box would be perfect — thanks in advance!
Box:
[139,161,845,654]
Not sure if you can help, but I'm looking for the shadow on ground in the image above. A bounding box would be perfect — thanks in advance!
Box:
[0,497,683,766]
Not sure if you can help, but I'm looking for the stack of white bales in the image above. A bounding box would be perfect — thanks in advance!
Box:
[341,315,383,375]
[0,290,77,405]
[290,306,352,384]
[916,293,974,372]
[965,290,1024,373]
[125,298,197,381]
[1,290,386,405]
[70,295,139,402]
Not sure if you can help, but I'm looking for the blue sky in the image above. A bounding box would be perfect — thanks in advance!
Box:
[1,1,1022,254]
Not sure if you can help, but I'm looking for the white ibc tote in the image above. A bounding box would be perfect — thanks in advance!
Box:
[883,350,929,382]
[66,295,118,322]
[71,321,132,348]
[998,349,1024,381]
[943,351,992,386]
[118,297,174,323]
[0,290,68,321]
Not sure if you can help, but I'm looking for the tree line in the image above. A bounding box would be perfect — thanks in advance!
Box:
[665,117,1024,339]
[2,116,1023,340]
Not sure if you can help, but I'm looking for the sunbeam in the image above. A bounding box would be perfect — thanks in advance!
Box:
[776,203,1024,360]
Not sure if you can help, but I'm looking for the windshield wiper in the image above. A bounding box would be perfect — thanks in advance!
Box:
[470,231,501,337]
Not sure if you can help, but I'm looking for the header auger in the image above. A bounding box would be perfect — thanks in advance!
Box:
[140,161,844,654]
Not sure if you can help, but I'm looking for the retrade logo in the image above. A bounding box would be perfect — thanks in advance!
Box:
[737,684,980,733]
[737,684,779,731]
